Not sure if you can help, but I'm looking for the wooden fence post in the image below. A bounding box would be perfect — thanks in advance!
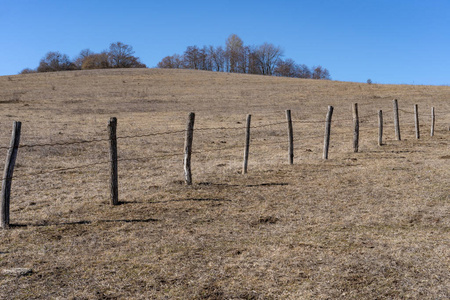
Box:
[431,107,435,137]
[413,104,419,139]
[378,110,383,146]
[1,121,21,229]
[393,99,401,141]
[352,103,359,152]
[184,112,195,185]
[242,114,251,174]
[323,106,334,159]
[108,117,119,205]
[286,110,294,164]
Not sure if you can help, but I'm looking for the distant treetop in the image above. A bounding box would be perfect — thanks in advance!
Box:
[157,34,331,80]
[20,42,146,74]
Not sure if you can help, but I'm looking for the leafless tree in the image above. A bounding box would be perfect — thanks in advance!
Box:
[154,34,331,80]
[246,46,260,75]
[225,34,245,73]
[157,54,184,69]
[183,46,202,69]
[254,43,283,75]
[274,58,297,77]
[37,51,76,72]
[108,42,146,68]
[201,46,214,71]
[312,65,331,80]
[297,64,312,78]
[239,46,251,73]
[157,56,174,68]
[209,46,225,72]
[19,68,36,74]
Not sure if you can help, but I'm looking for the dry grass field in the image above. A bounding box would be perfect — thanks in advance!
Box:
[0,68,449,299]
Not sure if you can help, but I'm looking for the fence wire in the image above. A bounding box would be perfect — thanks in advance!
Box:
[3,105,445,151]
[0,106,448,184]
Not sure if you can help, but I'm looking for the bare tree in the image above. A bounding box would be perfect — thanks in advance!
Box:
[108,42,146,68]
[201,46,214,71]
[312,65,331,80]
[19,68,36,74]
[37,51,76,72]
[209,46,225,72]
[247,46,260,75]
[254,43,283,75]
[153,34,331,80]
[297,64,312,78]
[157,54,184,69]
[225,34,245,73]
[157,56,174,68]
[195,46,212,71]
[183,46,202,69]
[239,46,250,73]
[274,58,297,77]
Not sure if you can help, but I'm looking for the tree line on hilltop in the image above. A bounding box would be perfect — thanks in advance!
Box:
[19,36,331,80]
[20,42,146,74]
[157,34,331,80]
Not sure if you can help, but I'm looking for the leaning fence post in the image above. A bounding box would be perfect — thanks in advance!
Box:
[414,104,420,139]
[352,103,359,152]
[184,112,195,185]
[378,110,383,146]
[108,117,119,205]
[323,106,334,159]
[242,114,251,174]
[286,110,294,164]
[1,121,21,229]
[393,99,401,141]
[431,107,435,137]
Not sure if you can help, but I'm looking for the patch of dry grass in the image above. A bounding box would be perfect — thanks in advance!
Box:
[0,69,449,299]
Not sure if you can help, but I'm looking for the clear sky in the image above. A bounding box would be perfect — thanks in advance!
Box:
[1,0,449,85]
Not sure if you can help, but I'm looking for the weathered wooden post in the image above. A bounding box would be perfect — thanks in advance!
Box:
[286,110,294,164]
[378,110,383,146]
[414,104,420,139]
[242,114,251,174]
[323,106,334,159]
[184,112,195,185]
[1,121,21,229]
[352,103,359,152]
[431,107,435,137]
[393,99,401,141]
[108,117,119,205]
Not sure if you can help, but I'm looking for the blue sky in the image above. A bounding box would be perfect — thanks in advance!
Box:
[1,0,449,85]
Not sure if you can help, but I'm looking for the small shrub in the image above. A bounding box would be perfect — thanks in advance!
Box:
[20,68,37,74]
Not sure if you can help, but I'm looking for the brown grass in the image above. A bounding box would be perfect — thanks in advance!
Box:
[0,69,449,299]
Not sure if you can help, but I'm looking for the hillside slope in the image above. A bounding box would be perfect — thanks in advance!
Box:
[0,69,449,299]
[1,68,449,119]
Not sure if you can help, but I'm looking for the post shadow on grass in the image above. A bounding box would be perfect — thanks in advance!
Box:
[9,218,159,228]
[150,198,232,204]
[198,181,288,187]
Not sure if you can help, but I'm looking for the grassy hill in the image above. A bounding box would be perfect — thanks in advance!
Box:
[0,69,449,299]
